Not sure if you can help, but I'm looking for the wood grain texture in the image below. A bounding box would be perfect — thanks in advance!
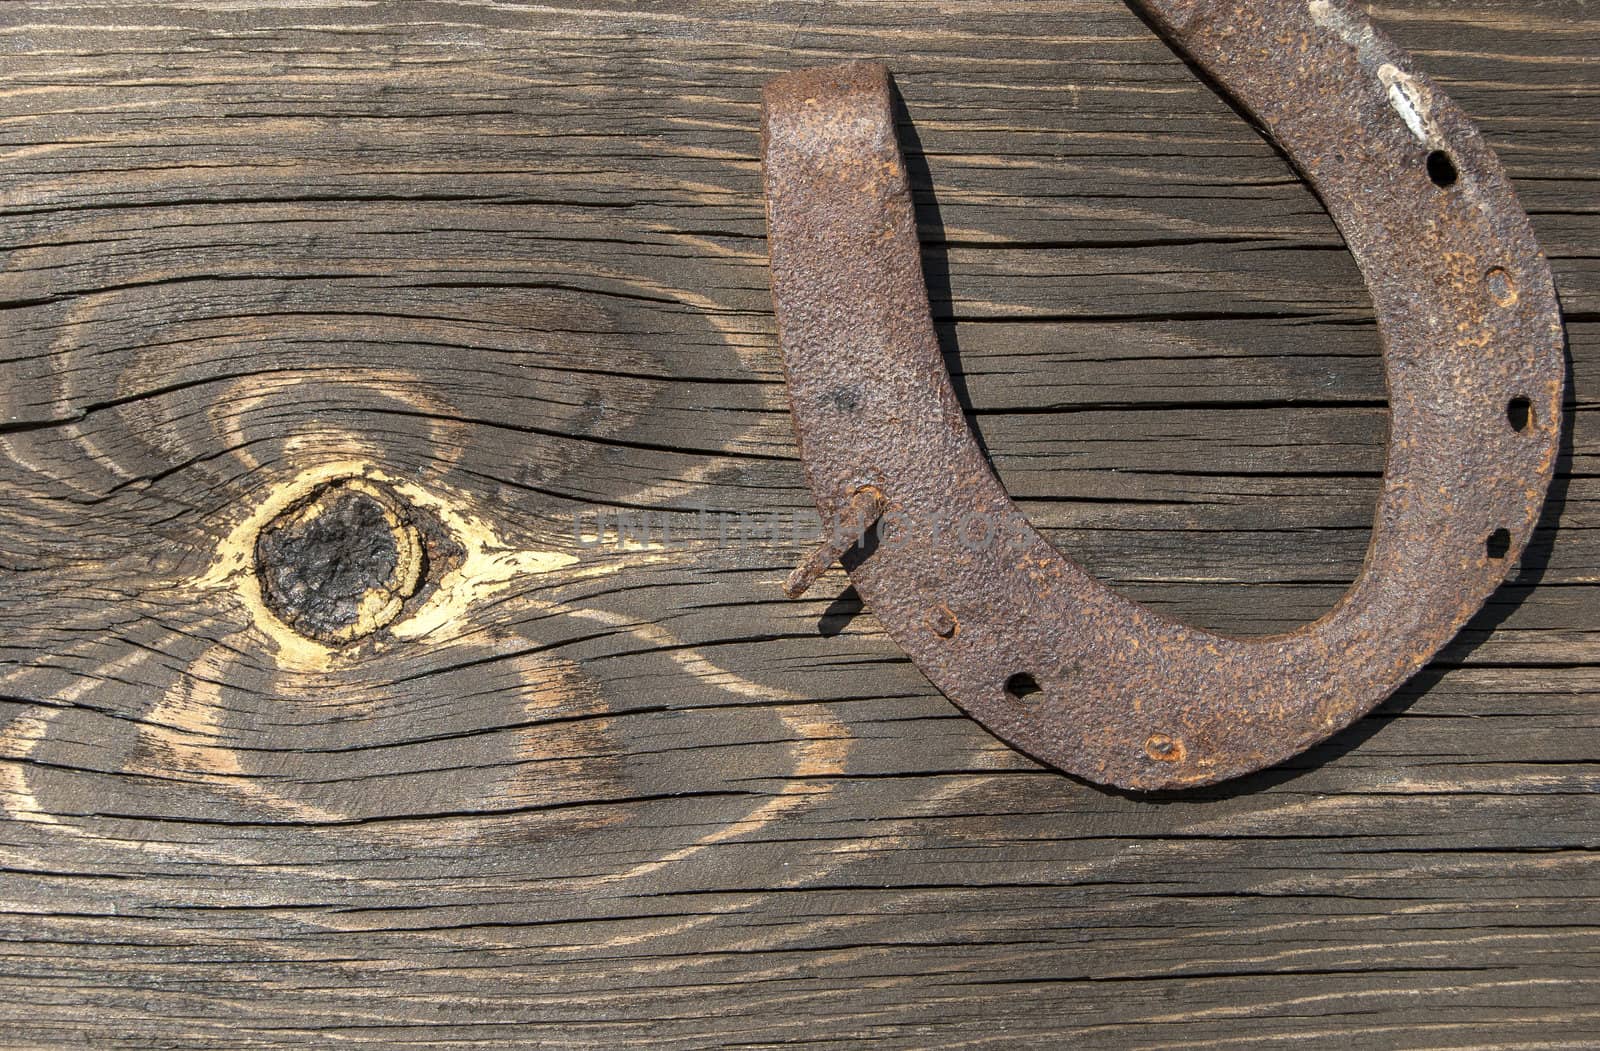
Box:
[0,0,1594,1047]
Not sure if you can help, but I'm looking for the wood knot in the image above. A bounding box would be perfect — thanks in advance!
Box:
[254,479,428,645]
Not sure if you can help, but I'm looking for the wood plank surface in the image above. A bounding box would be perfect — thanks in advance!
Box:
[0,1,1595,1046]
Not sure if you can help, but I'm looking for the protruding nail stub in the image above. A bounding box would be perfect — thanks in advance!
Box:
[783,486,887,599]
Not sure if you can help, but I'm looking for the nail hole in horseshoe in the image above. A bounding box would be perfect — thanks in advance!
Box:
[1486,528,1512,560]
[1004,673,1043,702]
[1506,396,1532,432]
[1486,267,1518,307]
[1426,150,1459,188]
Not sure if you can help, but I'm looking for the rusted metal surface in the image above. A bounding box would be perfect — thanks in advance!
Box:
[761,0,1565,790]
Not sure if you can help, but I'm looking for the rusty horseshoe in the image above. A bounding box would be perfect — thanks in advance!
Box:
[760,0,1565,790]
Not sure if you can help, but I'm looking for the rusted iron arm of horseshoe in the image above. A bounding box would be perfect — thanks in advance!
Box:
[760,0,1564,790]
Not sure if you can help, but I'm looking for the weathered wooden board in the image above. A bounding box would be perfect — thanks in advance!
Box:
[0,1,1594,1046]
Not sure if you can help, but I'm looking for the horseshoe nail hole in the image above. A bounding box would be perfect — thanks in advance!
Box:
[1486,267,1518,307]
[1144,733,1185,763]
[1003,673,1043,702]
[1486,528,1512,561]
[1426,150,1459,188]
[1506,396,1533,432]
